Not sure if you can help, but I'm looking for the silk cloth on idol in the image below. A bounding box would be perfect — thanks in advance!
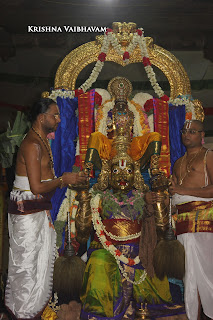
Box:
[80,193,172,320]
[172,193,213,320]
[5,175,56,319]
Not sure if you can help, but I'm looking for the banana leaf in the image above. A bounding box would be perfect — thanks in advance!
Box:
[0,111,30,168]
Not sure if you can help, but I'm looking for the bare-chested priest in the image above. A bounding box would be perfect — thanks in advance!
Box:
[5,98,87,319]
[169,119,213,320]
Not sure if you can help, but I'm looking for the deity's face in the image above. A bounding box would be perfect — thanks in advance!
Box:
[115,102,128,113]
[110,159,134,193]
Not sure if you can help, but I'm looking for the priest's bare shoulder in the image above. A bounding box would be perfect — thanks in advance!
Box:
[16,98,87,195]
[170,120,213,198]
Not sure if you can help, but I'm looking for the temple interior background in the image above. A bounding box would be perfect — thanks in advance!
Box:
[0,0,213,317]
[0,0,213,140]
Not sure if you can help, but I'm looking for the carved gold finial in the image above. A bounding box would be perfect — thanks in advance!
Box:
[41,91,50,98]
[112,22,137,46]
[192,99,205,122]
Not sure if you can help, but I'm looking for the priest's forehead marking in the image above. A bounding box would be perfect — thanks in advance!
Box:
[185,120,192,129]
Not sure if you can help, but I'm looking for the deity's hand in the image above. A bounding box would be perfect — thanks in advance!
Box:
[62,172,88,187]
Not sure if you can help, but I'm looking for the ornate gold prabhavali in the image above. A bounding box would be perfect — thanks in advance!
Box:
[54,22,191,100]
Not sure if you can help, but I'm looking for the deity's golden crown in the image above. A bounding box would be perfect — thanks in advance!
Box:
[108,76,132,103]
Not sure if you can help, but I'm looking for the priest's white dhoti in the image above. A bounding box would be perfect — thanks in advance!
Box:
[173,193,213,320]
[5,175,56,319]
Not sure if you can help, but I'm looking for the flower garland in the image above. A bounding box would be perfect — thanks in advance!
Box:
[48,27,196,123]
[49,89,75,102]
[95,100,114,135]
[106,28,141,64]
[97,189,145,220]
[168,96,196,120]
[95,213,141,242]
[79,31,110,92]
[54,188,78,247]
[132,92,153,108]
[95,89,111,104]
[128,99,150,136]
[94,89,111,121]
[76,27,168,99]
[138,36,167,100]
[91,193,147,284]
[132,93,154,132]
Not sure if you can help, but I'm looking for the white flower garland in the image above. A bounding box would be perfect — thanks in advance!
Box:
[55,188,78,252]
[78,27,166,98]
[96,212,141,242]
[48,27,196,123]
[79,32,109,92]
[56,188,78,226]
[128,100,144,136]
[70,193,79,237]
[76,138,80,156]
[97,100,114,135]
[132,93,154,132]
[56,188,71,222]
[49,89,75,102]
[95,89,111,105]
[169,97,196,119]
[49,27,164,98]
[132,92,153,107]
[138,36,165,98]
[107,31,140,64]
[91,193,147,284]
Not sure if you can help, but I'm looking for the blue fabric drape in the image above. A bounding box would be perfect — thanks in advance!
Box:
[51,96,78,222]
[169,104,186,172]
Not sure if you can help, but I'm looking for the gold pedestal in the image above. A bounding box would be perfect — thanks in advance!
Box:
[135,303,151,320]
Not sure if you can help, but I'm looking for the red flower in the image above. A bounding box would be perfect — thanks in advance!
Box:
[105,240,112,247]
[98,52,107,62]
[74,89,84,97]
[95,91,102,107]
[144,99,154,113]
[74,155,80,167]
[96,220,100,225]
[115,249,122,256]
[98,207,102,213]
[142,57,151,66]
[106,28,113,35]
[137,29,143,36]
[160,95,169,102]
[128,258,135,266]
[123,51,130,60]
[99,231,105,236]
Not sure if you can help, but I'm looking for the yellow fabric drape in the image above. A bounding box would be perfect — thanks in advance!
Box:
[87,132,113,160]
[129,132,162,161]
[87,131,162,161]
